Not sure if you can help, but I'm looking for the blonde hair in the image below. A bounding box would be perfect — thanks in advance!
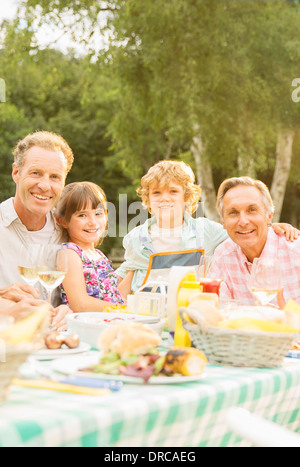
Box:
[217,176,275,218]
[13,130,74,174]
[55,182,107,243]
[137,160,201,214]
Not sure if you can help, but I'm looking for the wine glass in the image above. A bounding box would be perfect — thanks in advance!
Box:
[249,257,281,306]
[17,244,40,287]
[36,244,68,304]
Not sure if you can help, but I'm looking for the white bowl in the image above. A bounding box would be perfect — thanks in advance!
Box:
[66,312,166,349]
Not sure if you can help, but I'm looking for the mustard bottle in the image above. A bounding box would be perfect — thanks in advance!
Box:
[174,272,201,347]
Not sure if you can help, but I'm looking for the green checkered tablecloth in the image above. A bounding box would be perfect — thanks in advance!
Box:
[1,356,300,447]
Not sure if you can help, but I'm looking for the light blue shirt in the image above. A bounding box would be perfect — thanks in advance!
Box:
[116,213,228,292]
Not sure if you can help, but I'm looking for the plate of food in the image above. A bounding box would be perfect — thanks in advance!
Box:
[32,331,91,360]
[286,340,300,359]
[51,322,207,384]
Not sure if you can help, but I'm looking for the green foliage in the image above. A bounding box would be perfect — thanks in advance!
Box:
[1,0,300,229]
[103,0,299,178]
[21,0,300,180]
[0,15,131,251]
[0,103,33,199]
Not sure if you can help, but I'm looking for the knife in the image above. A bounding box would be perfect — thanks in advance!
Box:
[30,360,123,391]
[58,375,123,391]
[12,378,112,396]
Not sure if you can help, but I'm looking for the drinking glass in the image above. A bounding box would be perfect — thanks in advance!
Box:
[249,257,281,306]
[196,255,213,280]
[17,244,40,287]
[196,255,222,295]
[199,277,223,295]
[36,244,68,304]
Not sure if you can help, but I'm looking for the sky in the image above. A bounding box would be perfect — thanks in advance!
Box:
[0,0,97,55]
[0,0,19,21]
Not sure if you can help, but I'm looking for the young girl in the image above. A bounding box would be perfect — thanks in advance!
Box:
[55,182,131,312]
[116,160,299,293]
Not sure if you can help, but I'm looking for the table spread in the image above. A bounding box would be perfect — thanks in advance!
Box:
[0,353,300,447]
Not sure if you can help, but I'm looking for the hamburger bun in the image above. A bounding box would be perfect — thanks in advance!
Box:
[186,301,222,326]
[98,322,162,357]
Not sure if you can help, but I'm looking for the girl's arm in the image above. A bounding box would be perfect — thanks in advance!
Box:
[272,223,299,241]
[277,288,286,309]
[62,249,113,313]
[118,271,134,299]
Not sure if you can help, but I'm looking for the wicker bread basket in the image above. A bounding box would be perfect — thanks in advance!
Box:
[179,309,300,368]
[0,310,49,404]
[0,347,32,403]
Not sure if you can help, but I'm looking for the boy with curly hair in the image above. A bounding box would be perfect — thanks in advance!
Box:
[116,160,227,292]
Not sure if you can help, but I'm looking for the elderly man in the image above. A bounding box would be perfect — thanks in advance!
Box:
[209,177,300,306]
[0,131,74,329]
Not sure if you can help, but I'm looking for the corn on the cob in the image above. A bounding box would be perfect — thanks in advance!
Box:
[164,347,207,376]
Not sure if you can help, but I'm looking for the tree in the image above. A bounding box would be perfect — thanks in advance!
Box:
[0,14,132,252]
[103,0,299,221]
[12,0,300,225]
[0,103,33,200]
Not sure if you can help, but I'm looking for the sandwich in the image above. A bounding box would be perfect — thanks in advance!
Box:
[98,321,162,358]
[80,322,207,382]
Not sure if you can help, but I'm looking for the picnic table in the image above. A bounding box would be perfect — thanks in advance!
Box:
[0,353,300,447]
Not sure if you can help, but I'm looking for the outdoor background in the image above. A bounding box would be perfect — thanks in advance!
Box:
[0,0,299,256]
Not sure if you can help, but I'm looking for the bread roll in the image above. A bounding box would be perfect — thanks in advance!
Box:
[224,306,285,323]
[98,322,162,357]
[186,300,222,326]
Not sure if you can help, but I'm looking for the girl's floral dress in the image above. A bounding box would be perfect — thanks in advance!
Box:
[59,242,124,306]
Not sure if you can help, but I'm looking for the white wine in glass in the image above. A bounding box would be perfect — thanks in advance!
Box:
[17,244,40,286]
[250,258,281,306]
[38,271,67,290]
[36,244,68,304]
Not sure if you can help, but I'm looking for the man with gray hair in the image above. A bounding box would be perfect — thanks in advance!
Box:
[209,176,300,306]
[0,131,74,329]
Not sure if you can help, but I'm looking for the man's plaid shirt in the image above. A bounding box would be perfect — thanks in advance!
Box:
[209,228,300,305]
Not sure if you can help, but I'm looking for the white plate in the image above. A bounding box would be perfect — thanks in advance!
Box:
[51,354,206,385]
[286,350,300,359]
[68,312,160,325]
[32,342,91,360]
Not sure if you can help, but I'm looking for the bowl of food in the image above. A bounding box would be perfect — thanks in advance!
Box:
[66,312,166,349]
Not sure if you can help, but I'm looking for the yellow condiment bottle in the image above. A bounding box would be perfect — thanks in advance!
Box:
[174,272,201,347]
